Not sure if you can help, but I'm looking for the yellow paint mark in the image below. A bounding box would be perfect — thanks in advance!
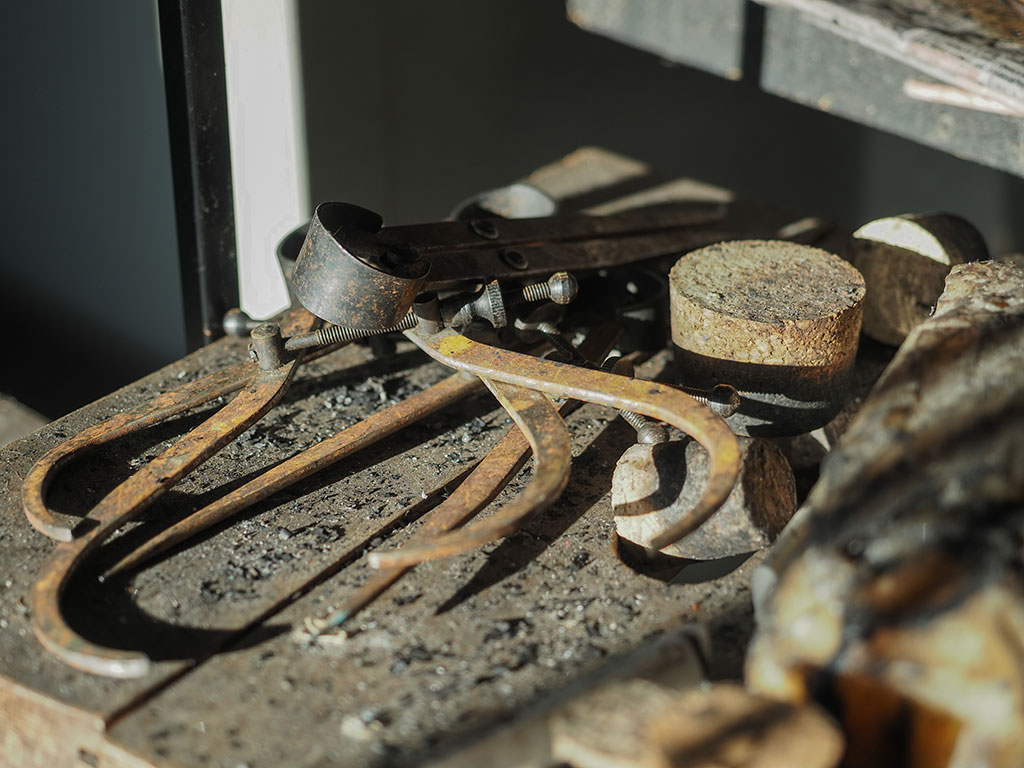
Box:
[439,335,474,356]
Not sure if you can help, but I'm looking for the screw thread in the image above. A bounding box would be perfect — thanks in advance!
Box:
[286,313,417,352]
[521,282,549,303]
[536,322,580,361]
[506,272,575,308]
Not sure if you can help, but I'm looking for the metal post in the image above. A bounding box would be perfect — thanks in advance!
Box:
[157,0,240,349]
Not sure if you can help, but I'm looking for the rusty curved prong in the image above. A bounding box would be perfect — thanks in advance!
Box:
[313,325,620,631]
[23,308,324,541]
[312,385,539,632]
[369,379,570,570]
[32,362,301,678]
[103,372,485,579]
[22,362,254,541]
[404,328,740,552]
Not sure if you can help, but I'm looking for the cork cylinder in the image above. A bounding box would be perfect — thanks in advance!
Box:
[847,213,988,347]
[670,240,865,436]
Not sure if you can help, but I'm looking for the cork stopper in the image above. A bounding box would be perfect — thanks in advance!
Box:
[670,240,865,435]
[848,213,988,346]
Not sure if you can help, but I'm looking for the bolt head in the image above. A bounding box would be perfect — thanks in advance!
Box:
[709,384,741,417]
[637,424,668,445]
[548,272,578,304]
[250,322,280,339]
[223,308,256,337]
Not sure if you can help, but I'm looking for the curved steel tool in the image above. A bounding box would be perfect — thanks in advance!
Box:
[311,326,620,632]
[32,357,302,677]
[22,361,252,541]
[368,379,570,570]
[23,310,324,541]
[316,380,569,634]
[103,372,484,579]
[400,328,741,554]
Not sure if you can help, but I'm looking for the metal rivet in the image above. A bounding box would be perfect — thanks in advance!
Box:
[469,219,499,240]
[500,249,529,270]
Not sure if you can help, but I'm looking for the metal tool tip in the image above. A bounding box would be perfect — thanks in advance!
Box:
[709,384,741,418]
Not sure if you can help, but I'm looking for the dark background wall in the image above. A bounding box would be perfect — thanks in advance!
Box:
[0,1,184,417]
[2,0,1021,418]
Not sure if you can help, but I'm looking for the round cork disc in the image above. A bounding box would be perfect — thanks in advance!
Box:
[670,240,865,435]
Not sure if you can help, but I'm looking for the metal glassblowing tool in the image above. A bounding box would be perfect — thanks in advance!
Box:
[20,189,797,678]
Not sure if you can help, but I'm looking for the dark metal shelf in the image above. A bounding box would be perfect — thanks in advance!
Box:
[569,0,1024,177]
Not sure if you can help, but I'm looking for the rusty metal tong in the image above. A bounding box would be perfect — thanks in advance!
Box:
[24,197,746,677]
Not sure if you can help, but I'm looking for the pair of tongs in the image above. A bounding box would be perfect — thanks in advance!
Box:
[24,199,741,677]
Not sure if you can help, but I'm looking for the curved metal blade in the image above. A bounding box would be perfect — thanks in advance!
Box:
[404,329,740,551]
[22,362,253,541]
[23,308,323,541]
[313,325,620,630]
[313,386,539,632]
[32,362,299,678]
[369,379,571,570]
[103,372,484,579]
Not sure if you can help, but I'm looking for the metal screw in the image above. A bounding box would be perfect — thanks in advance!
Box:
[448,280,507,328]
[620,409,668,445]
[602,356,668,444]
[535,322,580,361]
[677,383,740,418]
[506,272,578,307]
[499,249,529,270]
[469,219,499,240]
[284,313,418,352]
[513,316,581,362]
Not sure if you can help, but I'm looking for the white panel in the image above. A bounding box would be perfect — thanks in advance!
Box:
[222,0,308,318]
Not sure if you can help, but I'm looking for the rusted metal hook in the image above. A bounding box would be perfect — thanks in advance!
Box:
[103,371,484,579]
[31,356,302,677]
[22,310,323,541]
[369,379,571,570]
[23,361,253,541]
[396,328,740,555]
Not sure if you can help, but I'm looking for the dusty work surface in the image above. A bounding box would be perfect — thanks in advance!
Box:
[0,336,760,767]
[0,149,780,768]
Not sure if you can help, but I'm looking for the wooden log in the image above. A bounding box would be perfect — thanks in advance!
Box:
[670,240,865,436]
[550,682,843,768]
[612,437,797,559]
[847,213,988,346]
[747,261,1024,768]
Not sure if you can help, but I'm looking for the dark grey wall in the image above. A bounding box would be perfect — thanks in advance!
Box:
[0,1,184,417]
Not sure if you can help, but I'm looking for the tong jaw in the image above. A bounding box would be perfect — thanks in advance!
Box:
[21,196,746,677]
[31,337,307,677]
[404,328,741,553]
